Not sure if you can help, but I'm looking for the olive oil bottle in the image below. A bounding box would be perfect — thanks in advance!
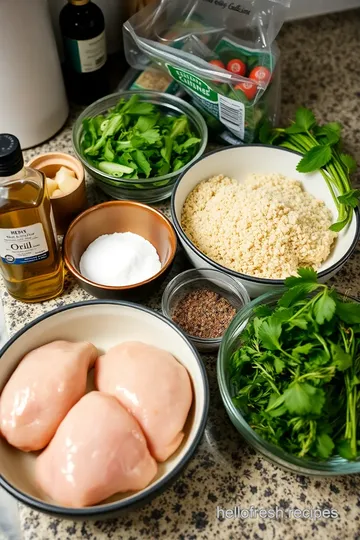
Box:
[0,134,64,302]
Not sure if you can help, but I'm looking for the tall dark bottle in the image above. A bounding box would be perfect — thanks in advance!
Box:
[59,0,108,104]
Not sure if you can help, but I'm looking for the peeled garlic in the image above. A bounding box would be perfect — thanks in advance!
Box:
[55,167,78,194]
[46,177,58,197]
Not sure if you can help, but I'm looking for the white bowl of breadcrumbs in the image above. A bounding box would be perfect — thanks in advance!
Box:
[171,145,360,298]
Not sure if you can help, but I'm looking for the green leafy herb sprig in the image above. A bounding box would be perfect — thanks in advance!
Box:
[80,95,200,181]
[229,268,360,461]
[260,108,358,232]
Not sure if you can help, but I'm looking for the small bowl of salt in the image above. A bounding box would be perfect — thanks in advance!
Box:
[63,201,177,300]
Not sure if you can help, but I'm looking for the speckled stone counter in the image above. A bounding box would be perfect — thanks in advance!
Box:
[3,9,360,540]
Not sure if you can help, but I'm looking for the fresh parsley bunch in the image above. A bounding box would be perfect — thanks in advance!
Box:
[229,268,360,461]
[260,108,358,232]
[80,95,201,181]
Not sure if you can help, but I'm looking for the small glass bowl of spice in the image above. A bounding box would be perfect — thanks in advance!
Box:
[162,268,250,352]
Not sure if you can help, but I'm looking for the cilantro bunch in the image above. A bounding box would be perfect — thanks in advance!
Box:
[229,268,360,461]
[260,108,358,232]
[80,95,201,181]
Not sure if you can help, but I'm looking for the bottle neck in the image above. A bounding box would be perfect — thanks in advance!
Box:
[68,0,90,5]
[0,166,26,182]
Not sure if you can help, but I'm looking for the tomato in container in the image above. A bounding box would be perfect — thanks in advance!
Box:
[249,66,271,85]
[234,81,257,100]
[226,59,246,76]
[209,59,226,83]
[209,59,225,69]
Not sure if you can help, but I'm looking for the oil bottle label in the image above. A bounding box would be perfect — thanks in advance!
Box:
[64,31,106,73]
[0,224,49,265]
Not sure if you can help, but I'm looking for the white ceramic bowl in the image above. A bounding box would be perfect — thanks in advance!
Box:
[171,145,360,298]
[0,301,209,519]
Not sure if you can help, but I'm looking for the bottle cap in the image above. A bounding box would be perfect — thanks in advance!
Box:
[0,134,24,176]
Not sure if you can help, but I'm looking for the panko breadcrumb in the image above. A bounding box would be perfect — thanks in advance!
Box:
[181,173,337,279]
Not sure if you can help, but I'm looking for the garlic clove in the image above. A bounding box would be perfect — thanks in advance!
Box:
[46,177,58,197]
[56,168,79,194]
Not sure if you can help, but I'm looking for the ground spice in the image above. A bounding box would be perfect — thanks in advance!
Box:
[172,288,237,339]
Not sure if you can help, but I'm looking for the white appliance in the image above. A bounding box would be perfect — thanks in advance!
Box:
[0,0,69,149]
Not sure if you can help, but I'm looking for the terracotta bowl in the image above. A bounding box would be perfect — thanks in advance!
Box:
[27,152,87,235]
[63,201,177,300]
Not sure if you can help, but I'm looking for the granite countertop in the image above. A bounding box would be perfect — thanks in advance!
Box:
[2,9,360,540]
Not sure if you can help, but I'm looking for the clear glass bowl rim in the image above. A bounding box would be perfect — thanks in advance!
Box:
[162,268,250,345]
[72,90,208,185]
[217,288,360,475]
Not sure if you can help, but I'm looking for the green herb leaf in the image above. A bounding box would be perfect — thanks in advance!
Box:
[283,383,325,415]
[289,318,308,330]
[266,393,286,415]
[132,150,151,177]
[295,107,316,131]
[292,343,313,357]
[314,292,336,324]
[258,316,282,350]
[285,267,318,288]
[337,189,360,208]
[274,356,285,373]
[285,123,308,134]
[296,145,332,173]
[329,217,349,232]
[170,117,188,139]
[330,343,352,371]
[140,128,161,145]
[279,282,320,308]
[103,140,115,162]
[337,439,355,460]
[126,102,155,115]
[340,153,357,174]
[336,301,360,324]
[259,121,282,145]
[316,433,335,459]
[134,115,158,133]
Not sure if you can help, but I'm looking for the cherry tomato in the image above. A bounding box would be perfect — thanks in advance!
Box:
[209,59,226,83]
[249,66,271,84]
[234,81,257,100]
[226,59,246,76]
[209,59,225,69]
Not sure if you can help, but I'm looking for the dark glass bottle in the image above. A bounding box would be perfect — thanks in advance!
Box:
[60,0,109,105]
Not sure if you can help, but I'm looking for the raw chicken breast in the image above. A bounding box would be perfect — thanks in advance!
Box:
[95,341,193,462]
[36,392,157,507]
[0,341,97,452]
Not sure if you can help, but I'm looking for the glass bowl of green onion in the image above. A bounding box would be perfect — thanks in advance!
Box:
[72,90,208,203]
[218,273,360,476]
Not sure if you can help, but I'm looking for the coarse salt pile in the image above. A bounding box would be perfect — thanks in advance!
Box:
[181,173,337,279]
[79,232,162,286]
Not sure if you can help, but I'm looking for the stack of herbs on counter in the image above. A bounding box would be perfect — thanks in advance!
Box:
[260,107,359,232]
[229,268,360,461]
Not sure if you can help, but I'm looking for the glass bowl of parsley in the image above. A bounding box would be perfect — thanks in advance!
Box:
[72,90,208,203]
[217,269,360,475]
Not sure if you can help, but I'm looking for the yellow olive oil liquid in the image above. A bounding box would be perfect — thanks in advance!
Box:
[0,175,64,302]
